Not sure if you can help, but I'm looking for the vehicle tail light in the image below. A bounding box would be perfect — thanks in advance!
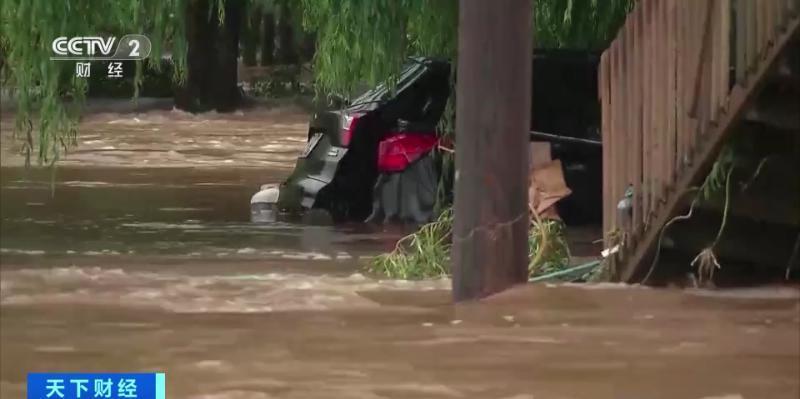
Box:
[340,114,362,147]
[377,133,438,173]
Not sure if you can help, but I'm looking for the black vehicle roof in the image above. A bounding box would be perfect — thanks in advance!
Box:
[346,49,599,110]
[347,58,443,109]
[411,48,601,65]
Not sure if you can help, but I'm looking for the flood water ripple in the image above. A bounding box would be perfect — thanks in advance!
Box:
[2,106,798,399]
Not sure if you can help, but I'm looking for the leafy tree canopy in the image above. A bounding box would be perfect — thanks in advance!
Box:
[0,0,632,165]
[303,0,632,98]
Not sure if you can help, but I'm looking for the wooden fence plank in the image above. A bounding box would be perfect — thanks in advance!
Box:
[698,0,714,138]
[710,0,720,123]
[667,0,678,185]
[736,0,748,84]
[686,0,695,167]
[720,0,731,111]
[621,7,639,242]
[763,0,770,41]
[769,0,779,39]
[618,29,628,240]
[650,0,658,228]
[753,0,769,61]
[643,2,652,236]
[747,0,758,70]
[660,0,671,196]
[646,0,655,225]
[617,35,627,238]
[664,0,671,185]
[773,0,781,39]
[606,46,615,236]
[781,0,791,27]
[757,0,764,54]
[700,32,713,136]
[611,38,623,236]
[687,0,709,148]
[683,0,696,167]
[639,2,649,236]
[603,44,617,274]
[600,51,610,246]
[678,0,689,170]
[653,0,665,215]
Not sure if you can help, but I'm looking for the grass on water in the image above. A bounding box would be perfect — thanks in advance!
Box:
[367,207,571,280]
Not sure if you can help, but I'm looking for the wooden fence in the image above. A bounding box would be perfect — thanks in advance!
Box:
[599,0,800,280]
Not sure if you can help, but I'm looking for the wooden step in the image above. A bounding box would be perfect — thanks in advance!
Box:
[662,209,799,270]
[744,39,800,129]
[745,80,800,130]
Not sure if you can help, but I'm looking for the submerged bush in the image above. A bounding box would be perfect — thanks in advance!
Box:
[527,218,571,278]
[368,208,453,279]
[368,207,572,280]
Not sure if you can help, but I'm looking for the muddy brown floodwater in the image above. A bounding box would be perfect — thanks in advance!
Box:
[1,104,799,399]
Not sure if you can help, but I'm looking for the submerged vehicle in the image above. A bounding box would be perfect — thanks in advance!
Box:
[252,50,602,225]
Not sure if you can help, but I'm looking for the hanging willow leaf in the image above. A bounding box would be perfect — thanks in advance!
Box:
[1,0,187,165]
[302,0,632,99]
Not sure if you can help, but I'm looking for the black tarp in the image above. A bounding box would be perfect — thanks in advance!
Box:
[365,151,439,224]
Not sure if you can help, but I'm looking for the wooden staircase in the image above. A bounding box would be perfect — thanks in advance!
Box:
[599,0,800,283]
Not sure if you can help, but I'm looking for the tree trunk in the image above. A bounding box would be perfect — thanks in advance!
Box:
[452,0,533,301]
[301,32,316,62]
[276,1,298,65]
[260,12,275,66]
[242,4,261,66]
[174,0,243,113]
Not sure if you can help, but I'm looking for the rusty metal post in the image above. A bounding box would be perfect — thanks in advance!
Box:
[452,0,533,301]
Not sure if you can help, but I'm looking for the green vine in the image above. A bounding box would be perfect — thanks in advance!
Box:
[642,140,772,285]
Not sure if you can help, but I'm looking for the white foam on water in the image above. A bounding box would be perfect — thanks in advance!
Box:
[0,266,451,313]
[107,118,143,125]
[686,287,800,300]
[158,207,215,212]
[561,282,652,290]
[310,253,332,261]
[60,181,110,187]
[120,222,207,230]
[0,248,46,255]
